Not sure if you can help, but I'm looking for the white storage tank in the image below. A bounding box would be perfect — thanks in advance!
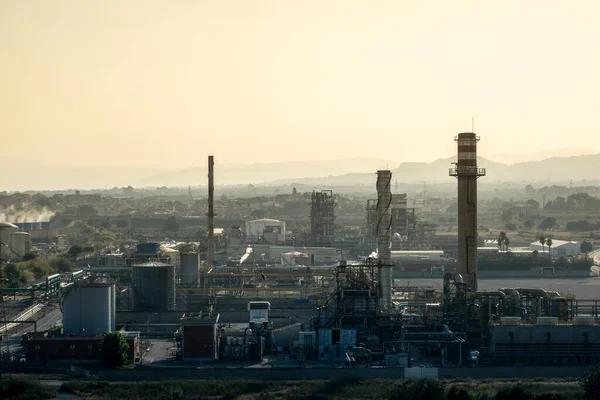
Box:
[62,283,115,336]
[10,232,31,260]
[180,252,200,285]
[0,222,19,261]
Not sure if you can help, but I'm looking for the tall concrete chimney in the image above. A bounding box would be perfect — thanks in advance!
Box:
[376,170,393,310]
[207,155,215,271]
[450,133,485,291]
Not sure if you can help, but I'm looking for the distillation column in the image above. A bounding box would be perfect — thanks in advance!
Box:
[449,133,485,291]
[207,155,215,273]
[376,170,393,310]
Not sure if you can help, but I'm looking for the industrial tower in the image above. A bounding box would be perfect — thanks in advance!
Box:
[376,170,393,310]
[310,190,336,246]
[449,133,485,291]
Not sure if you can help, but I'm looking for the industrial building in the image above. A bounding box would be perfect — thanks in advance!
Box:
[22,331,140,364]
[530,239,580,257]
[180,313,220,362]
[245,218,286,242]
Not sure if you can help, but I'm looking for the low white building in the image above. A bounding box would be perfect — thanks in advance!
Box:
[530,240,580,257]
[245,218,286,241]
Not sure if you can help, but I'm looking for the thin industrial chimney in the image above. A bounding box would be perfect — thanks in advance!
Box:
[450,133,485,291]
[207,155,215,271]
[376,170,393,310]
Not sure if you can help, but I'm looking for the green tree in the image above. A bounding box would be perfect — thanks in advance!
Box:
[21,252,36,261]
[123,185,134,197]
[539,236,547,256]
[581,241,594,253]
[526,199,540,209]
[497,231,506,250]
[100,332,129,368]
[546,238,553,263]
[54,257,75,273]
[539,218,557,230]
[505,222,517,231]
[3,263,26,287]
[67,245,83,258]
[524,220,535,229]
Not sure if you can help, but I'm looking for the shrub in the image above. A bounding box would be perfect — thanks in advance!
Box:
[22,252,36,261]
[1,378,56,399]
[580,364,600,399]
[495,384,534,400]
[447,386,473,400]
[534,393,566,400]
[386,379,446,400]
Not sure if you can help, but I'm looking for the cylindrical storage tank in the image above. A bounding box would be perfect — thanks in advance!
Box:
[0,222,19,261]
[10,232,31,260]
[63,284,116,336]
[132,262,176,311]
[136,242,160,254]
[180,252,200,285]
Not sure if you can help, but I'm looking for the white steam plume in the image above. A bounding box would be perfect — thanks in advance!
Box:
[240,246,253,264]
[0,205,55,223]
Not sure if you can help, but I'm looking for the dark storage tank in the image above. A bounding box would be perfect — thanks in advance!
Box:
[132,262,176,311]
[136,242,160,254]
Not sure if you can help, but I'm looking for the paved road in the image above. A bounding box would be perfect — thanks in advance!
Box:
[141,338,177,366]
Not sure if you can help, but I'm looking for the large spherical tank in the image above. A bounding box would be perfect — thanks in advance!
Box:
[0,222,19,261]
[180,252,199,285]
[10,232,31,260]
[132,262,176,311]
[136,242,160,254]
[63,284,116,336]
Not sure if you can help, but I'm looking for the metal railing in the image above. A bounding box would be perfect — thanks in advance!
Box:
[449,167,486,176]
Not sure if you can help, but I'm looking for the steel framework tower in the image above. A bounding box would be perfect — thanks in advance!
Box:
[449,133,485,291]
[310,190,336,246]
[376,170,393,310]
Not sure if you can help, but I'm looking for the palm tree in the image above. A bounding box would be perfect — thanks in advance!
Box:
[498,232,507,252]
[539,236,546,256]
[503,236,510,252]
[546,238,553,264]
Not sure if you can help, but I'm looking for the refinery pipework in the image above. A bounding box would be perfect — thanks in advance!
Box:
[450,133,485,292]
[376,169,393,310]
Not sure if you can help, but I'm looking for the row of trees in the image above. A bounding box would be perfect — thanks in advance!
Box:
[545,192,600,212]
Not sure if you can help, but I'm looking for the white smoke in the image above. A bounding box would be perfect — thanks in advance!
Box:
[369,251,378,259]
[240,246,253,264]
[0,205,55,223]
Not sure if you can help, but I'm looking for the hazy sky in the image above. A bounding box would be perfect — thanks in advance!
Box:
[2,0,600,168]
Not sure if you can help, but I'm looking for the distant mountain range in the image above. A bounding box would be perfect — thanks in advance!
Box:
[2,153,600,191]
